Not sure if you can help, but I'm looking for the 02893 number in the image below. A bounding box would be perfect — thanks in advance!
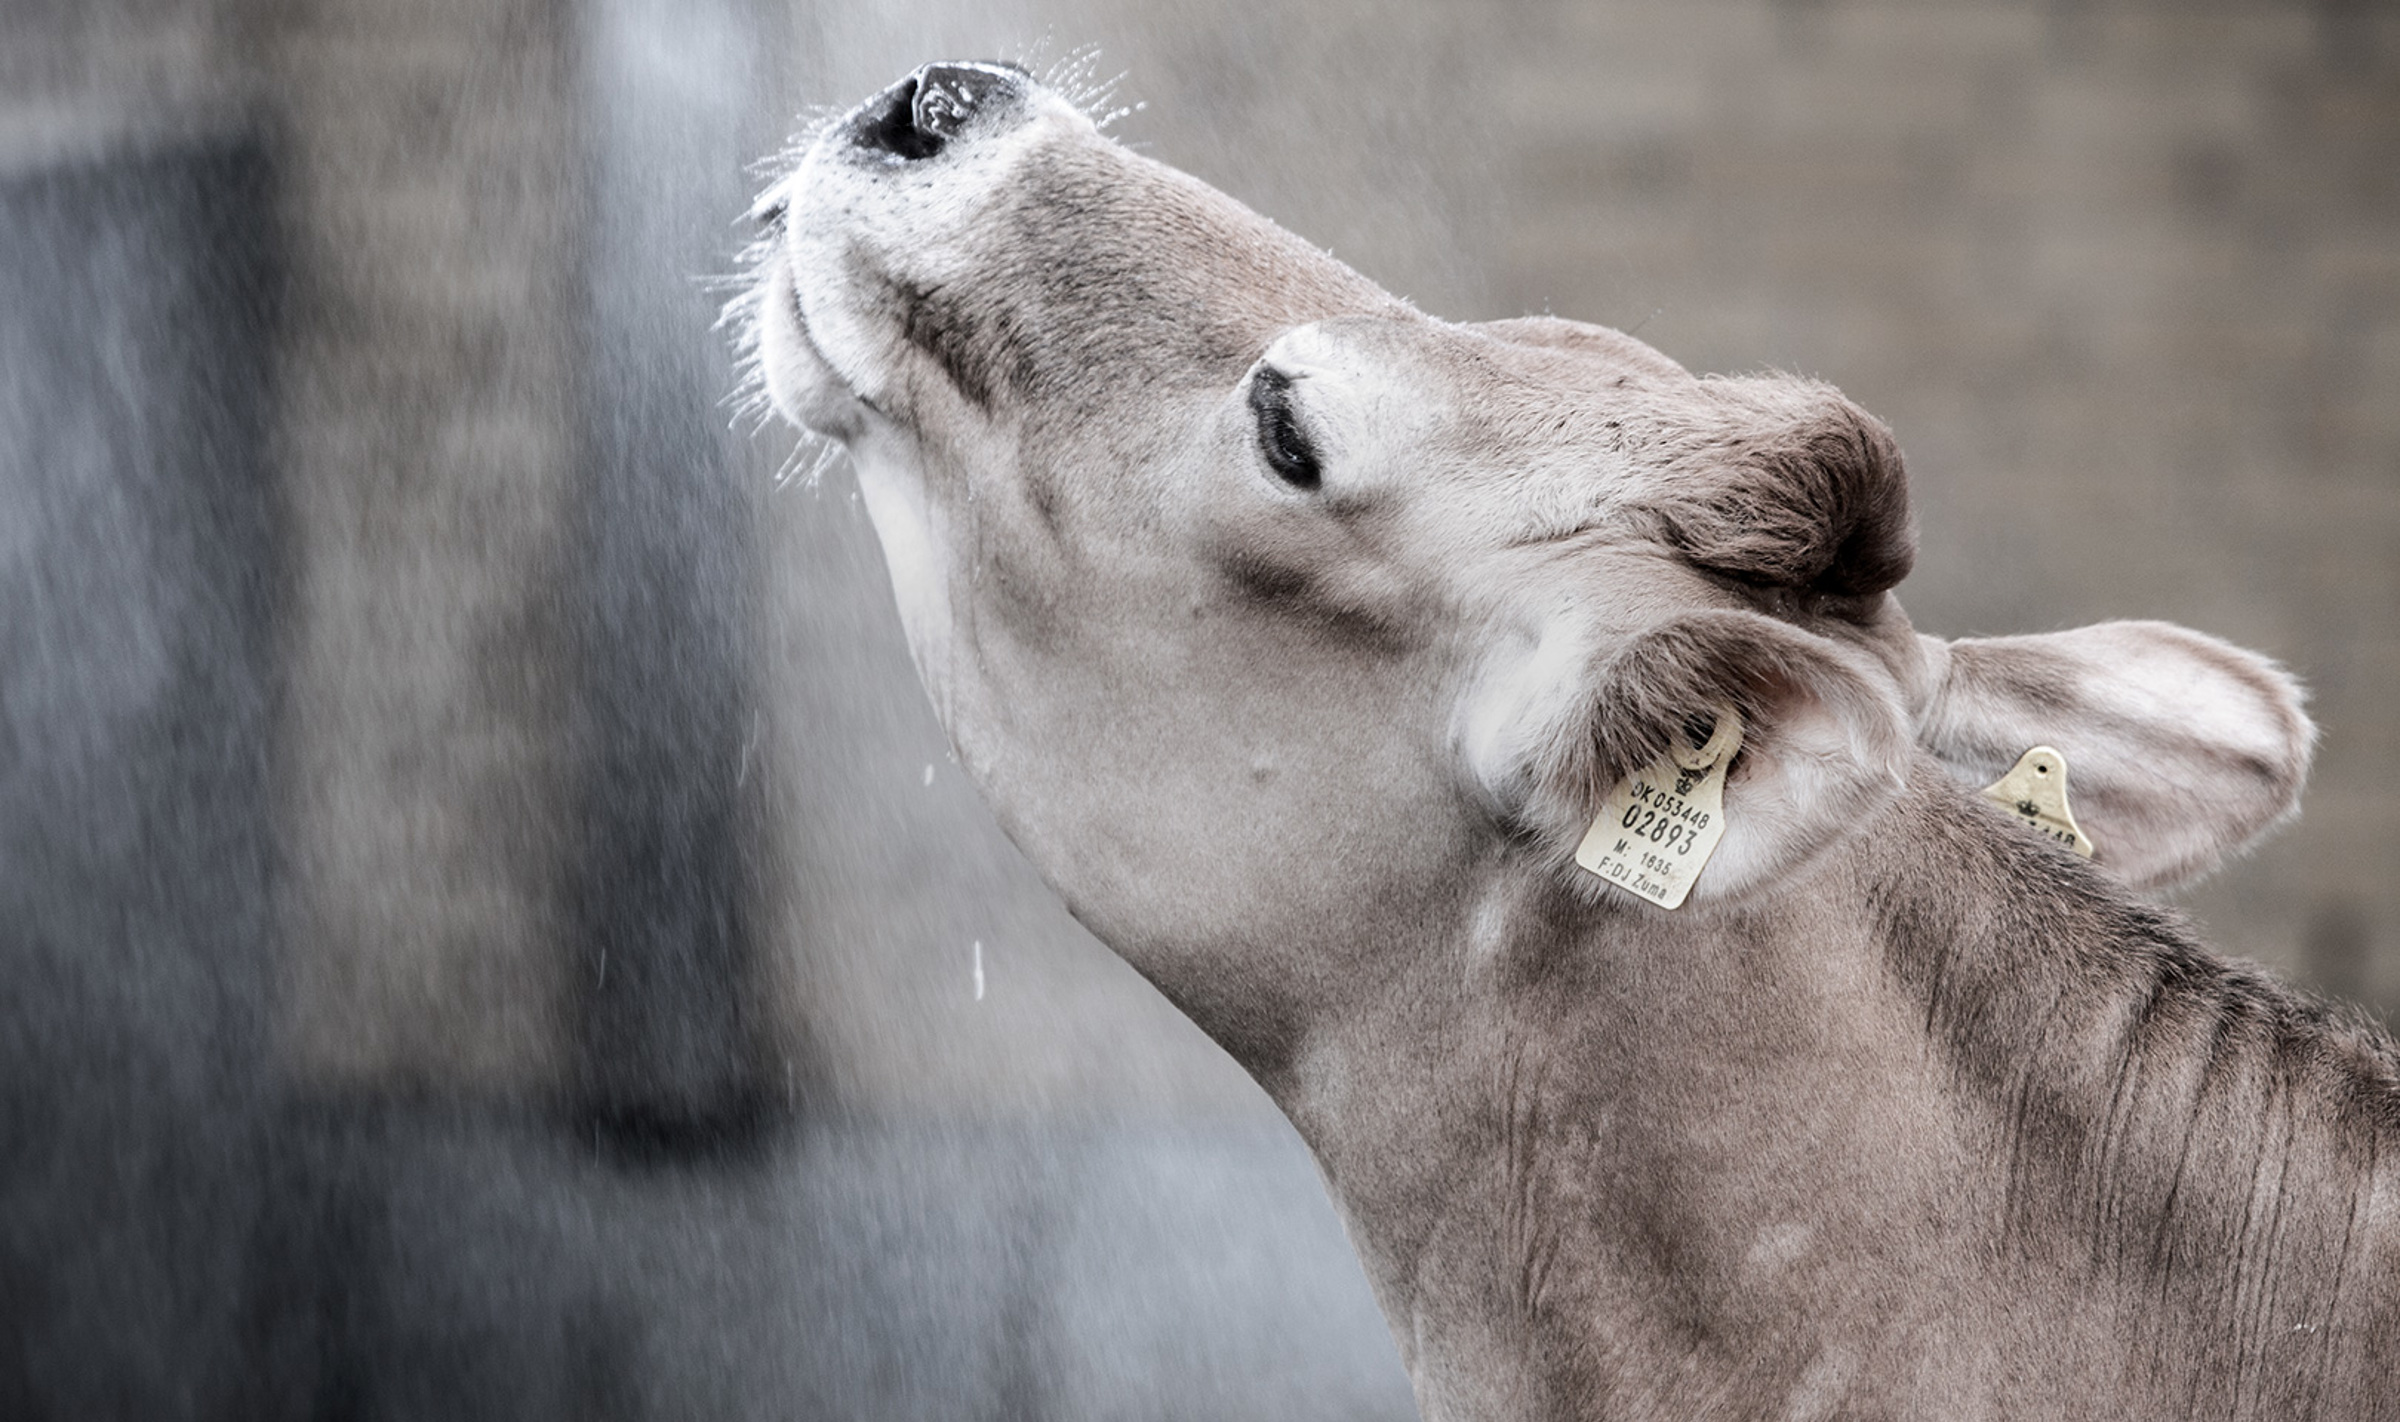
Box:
[1620,803,1694,854]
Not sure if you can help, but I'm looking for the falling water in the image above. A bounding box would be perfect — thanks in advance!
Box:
[4,1,2395,1417]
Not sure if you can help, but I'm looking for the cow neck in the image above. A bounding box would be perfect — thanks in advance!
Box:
[1275,768,2400,1417]
[1863,775,2399,1370]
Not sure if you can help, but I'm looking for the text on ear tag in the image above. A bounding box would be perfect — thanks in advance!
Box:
[1980,746,2096,858]
[1575,706,1743,910]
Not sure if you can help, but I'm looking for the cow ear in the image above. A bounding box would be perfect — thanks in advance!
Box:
[1639,375,1916,598]
[1914,621,2314,889]
[1461,608,1913,908]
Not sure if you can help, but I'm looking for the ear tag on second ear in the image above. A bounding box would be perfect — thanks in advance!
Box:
[1980,746,2096,859]
[1576,705,1743,910]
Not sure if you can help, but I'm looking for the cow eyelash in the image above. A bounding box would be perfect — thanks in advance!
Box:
[1247,365,1322,491]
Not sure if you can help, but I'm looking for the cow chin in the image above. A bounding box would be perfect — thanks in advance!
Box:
[752,255,874,442]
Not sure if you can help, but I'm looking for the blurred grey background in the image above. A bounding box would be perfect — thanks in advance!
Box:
[2,1,2394,1418]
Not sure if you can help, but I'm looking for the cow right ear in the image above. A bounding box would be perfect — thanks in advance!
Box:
[1914,621,2314,889]
[1461,607,1914,909]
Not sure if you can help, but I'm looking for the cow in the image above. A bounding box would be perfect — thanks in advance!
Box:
[735,60,2395,1420]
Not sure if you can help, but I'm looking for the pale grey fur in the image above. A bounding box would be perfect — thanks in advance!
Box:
[745,64,2386,1420]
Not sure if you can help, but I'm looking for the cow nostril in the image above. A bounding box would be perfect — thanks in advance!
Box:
[910,65,995,140]
[854,76,944,161]
[848,62,1026,162]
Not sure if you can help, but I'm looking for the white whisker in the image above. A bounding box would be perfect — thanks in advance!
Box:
[769,436,842,493]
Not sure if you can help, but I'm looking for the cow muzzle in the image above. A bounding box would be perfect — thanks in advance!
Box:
[746,59,1064,436]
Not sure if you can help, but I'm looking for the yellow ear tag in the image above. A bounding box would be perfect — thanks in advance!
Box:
[1979,746,2095,858]
[1575,705,1743,910]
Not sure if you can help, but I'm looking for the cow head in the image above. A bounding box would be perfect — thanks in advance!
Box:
[739,62,2311,1040]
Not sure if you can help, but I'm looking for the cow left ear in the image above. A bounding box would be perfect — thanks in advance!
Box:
[1461,607,1914,908]
[1913,620,2314,889]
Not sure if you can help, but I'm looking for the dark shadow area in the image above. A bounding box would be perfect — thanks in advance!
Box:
[0,139,284,1420]
[567,0,780,1157]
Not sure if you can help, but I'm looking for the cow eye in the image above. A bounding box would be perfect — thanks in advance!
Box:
[1247,365,1322,491]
